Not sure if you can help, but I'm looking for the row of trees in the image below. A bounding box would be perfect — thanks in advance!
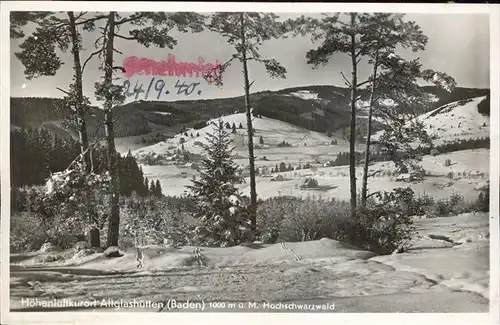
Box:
[11,128,161,200]
[12,11,456,247]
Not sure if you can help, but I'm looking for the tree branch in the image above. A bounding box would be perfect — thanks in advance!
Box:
[82,49,104,74]
[115,15,143,26]
[249,80,255,89]
[340,71,352,88]
[356,75,380,88]
[75,14,108,26]
[203,54,238,86]
[74,12,87,21]
[65,136,106,172]
[368,170,382,178]
[115,33,136,41]
[366,191,381,199]
[113,66,126,73]
[56,87,71,95]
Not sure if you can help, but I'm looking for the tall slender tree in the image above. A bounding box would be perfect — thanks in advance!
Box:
[294,13,456,213]
[13,11,108,246]
[302,13,374,218]
[358,14,427,207]
[203,12,288,232]
[92,12,205,247]
[357,14,456,207]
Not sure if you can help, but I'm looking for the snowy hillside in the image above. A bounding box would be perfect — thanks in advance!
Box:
[286,90,320,101]
[372,96,489,143]
[133,113,339,156]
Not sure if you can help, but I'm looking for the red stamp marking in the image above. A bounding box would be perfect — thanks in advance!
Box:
[122,55,221,80]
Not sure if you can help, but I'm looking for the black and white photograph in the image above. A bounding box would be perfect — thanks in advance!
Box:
[1,1,499,324]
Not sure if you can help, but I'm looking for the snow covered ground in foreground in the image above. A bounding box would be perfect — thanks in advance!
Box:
[10,212,489,312]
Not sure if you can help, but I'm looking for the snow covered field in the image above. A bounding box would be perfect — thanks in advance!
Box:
[132,96,490,201]
[10,212,490,312]
[139,148,489,201]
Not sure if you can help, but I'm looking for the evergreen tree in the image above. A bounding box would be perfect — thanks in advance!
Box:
[155,180,162,197]
[186,120,252,247]
[232,122,237,133]
[259,136,264,145]
[150,179,156,196]
[204,13,289,233]
[144,177,150,195]
[239,122,243,129]
[225,122,231,129]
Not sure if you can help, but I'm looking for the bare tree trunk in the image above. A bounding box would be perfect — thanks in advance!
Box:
[361,55,379,208]
[103,12,120,248]
[240,14,257,234]
[349,13,358,219]
[68,12,91,171]
[68,11,99,247]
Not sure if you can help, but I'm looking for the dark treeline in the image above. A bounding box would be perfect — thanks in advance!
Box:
[11,128,162,211]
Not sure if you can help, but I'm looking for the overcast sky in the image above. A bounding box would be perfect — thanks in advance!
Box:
[10,12,490,105]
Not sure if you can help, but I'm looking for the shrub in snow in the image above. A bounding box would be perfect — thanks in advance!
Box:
[39,242,56,253]
[256,196,349,243]
[430,148,440,156]
[103,246,124,258]
[427,193,473,218]
[33,253,64,264]
[120,195,195,248]
[43,163,110,248]
[301,178,319,189]
[444,158,451,167]
[340,188,418,254]
[73,241,90,252]
[186,120,253,247]
[475,186,489,212]
[73,248,95,259]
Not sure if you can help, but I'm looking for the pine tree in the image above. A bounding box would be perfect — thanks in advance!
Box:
[144,177,150,195]
[204,13,289,232]
[94,12,204,248]
[239,122,243,129]
[155,180,162,197]
[232,122,237,133]
[186,120,252,247]
[259,136,264,145]
[149,180,156,196]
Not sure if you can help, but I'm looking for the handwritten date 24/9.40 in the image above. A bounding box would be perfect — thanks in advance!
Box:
[123,77,202,100]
